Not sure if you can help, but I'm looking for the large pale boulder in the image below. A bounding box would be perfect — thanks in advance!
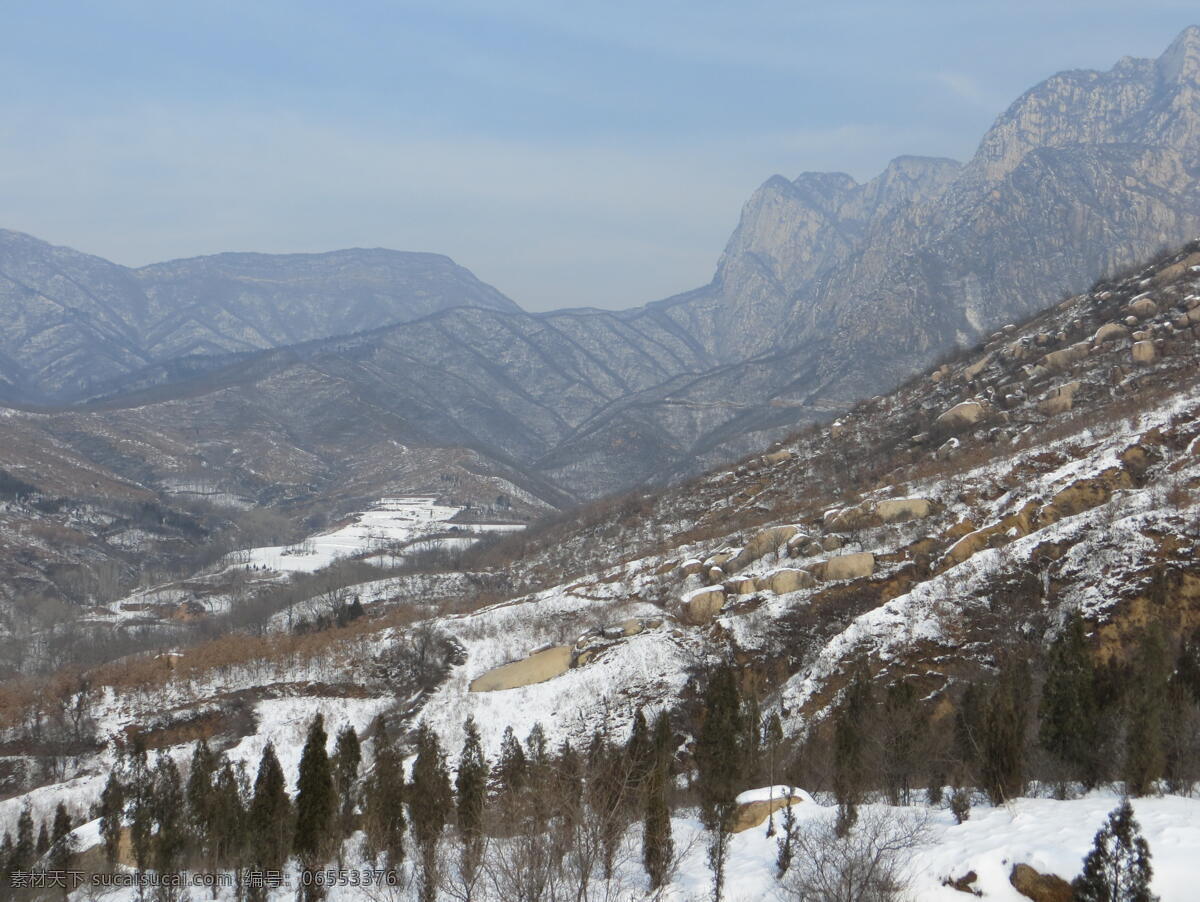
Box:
[1039,381,1081,416]
[731,787,806,833]
[1132,340,1157,364]
[684,586,726,624]
[1129,297,1158,318]
[1093,322,1130,345]
[470,646,573,692]
[816,552,875,581]
[936,401,988,430]
[763,568,816,594]
[763,449,794,465]
[725,576,758,596]
[728,525,798,571]
[875,498,935,523]
[785,532,813,556]
[680,559,704,577]
[1042,341,1091,370]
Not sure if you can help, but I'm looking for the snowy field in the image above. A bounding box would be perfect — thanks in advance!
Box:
[230,496,523,573]
[32,789,1200,900]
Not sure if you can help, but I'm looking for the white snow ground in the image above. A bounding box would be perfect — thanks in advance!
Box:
[31,790,1200,901]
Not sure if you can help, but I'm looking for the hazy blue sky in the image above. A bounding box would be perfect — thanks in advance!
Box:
[1,2,1196,310]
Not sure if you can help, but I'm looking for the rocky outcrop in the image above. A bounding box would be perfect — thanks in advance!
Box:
[684,587,727,624]
[815,552,875,581]
[470,646,573,692]
[1040,381,1082,416]
[1009,863,1072,902]
[762,568,816,594]
[937,401,989,430]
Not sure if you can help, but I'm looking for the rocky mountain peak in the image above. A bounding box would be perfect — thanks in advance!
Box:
[1157,24,1200,85]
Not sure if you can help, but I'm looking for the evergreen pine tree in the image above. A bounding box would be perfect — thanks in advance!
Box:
[127,736,154,877]
[1040,612,1102,787]
[880,680,923,805]
[294,715,335,899]
[36,821,50,857]
[186,739,219,871]
[642,711,674,891]
[99,771,125,869]
[455,717,488,841]
[410,723,452,902]
[980,658,1030,805]
[151,753,188,889]
[492,725,527,800]
[1,832,13,880]
[49,802,73,873]
[625,707,653,791]
[525,722,554,826]
[248,742,292,877]
[362,717,405,869]
[14,805,34,870]
[332,726,362,845]
[1163,648,1200,794]
[1072,800,1159,902]
[1124,627,1169,797]
[953,681,986,787]
[1175,627,1200,703]
[741,693,763,784]
[211,758,247,876]
[554,738,584,814]
[832,664,872,835]
[775,797,797,878]
[695,663,743,902]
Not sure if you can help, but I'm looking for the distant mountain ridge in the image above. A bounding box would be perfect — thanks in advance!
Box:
[3,27,1200,500]
[0,231,519,401]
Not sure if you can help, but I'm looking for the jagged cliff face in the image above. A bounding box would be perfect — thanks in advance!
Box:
[675,26,1200,404]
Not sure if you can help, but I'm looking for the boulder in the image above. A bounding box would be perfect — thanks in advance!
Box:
[731,790,805,833]
[725,576,758,596]
[816,552,875,581]
[728,526,799,571]
[1093,322,1130,344]
[936,400,988,430]
[1132,340,1157,364]
[1009,863,1072,902]
[763,568,816,594]
[875,497,935,523]
[819,534,846,551]
[1039,381,1081,416]
[1042,341,1091,370]
[684,587,726,624]
[1129,297,1158,318]
[620,618,644,637]
[680,559,704,577]
[763,449,794,465]
[785,532,813,556]
[470,645,573,692]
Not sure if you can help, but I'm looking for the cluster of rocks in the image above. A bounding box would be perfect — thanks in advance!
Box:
[908,246,1200,460]
[677,494,941,624]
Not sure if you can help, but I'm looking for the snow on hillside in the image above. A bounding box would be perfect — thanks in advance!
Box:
[229,496,523,573]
